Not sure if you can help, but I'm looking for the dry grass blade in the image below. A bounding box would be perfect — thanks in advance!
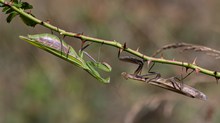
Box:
[121,72,207,100]
[152,42,220,59]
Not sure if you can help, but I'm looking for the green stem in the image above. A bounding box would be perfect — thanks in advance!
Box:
[1,1,220,79]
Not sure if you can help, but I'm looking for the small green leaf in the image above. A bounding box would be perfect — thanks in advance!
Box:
[6,12,18,23]
[13,3,22,8]
[2,6,9,12]
[12,1,33,10]
[5,8,14,14]
[21,2,33,10]
[13,0,19,4]
[19,14,37,27]
[0,3,4,7]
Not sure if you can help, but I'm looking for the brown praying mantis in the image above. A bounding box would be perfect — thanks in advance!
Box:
[118,44,207,100]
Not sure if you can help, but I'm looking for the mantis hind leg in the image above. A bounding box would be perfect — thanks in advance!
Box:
[171,69,194,90]
[168,77,182,90]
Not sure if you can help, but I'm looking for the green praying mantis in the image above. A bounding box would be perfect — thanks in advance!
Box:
[19,33,111,83]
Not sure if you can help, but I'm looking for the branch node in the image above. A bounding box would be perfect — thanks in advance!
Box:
[185,67,189,73]
[4,1,12,6]
[40,21,44,25]
[123,42,127,50]
[75,32,84,40]
[195,68,200,74]
[214,71,219,84]
[46,20,50,24]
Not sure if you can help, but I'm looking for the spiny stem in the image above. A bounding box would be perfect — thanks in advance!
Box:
[1,1,220,79]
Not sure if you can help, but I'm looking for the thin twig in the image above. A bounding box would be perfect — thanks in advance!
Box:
[153,42,220,59]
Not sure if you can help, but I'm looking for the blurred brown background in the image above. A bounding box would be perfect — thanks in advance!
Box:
[1,0,220,123]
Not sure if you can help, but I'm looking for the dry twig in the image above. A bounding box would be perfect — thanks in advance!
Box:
[152,42,220,59]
